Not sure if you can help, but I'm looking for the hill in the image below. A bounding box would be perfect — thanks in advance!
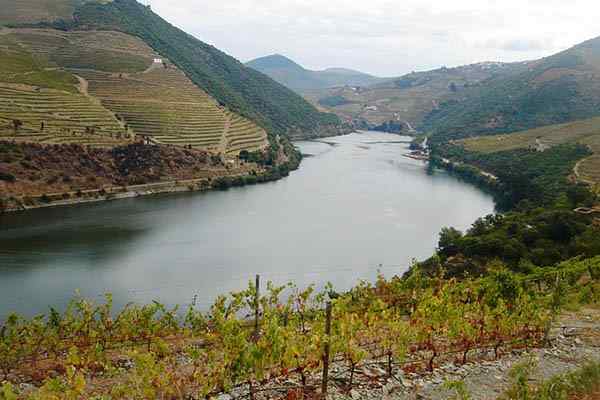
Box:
[0,0,343,140]
[64,0,342,138]
[459,116,600,187]
[0,0,322,206]
[246,54,383,91]
[0,0,83,25]
[304,61,524,132]
[0,30,131,147]
[423,36,600,143]
[0,28,268,153]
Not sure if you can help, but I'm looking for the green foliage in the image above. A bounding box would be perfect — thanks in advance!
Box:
[426,208,598,274]
[433,143,591,209]
[0,382,17,400]
[1,256,584,398]
[443,380,472,400]
[318,95,352,107]
[423,139,599,276]
[422,38,600,144]
[501,357,538,400]
[500,361,600,400]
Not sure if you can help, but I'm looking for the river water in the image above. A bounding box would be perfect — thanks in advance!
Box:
[0,132,495,319]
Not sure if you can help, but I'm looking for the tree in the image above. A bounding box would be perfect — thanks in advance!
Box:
[438,227,463,256]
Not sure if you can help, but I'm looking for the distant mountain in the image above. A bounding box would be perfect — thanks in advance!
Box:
[305,61,524,131]
[423,36,600,143]
[246,54,384,91]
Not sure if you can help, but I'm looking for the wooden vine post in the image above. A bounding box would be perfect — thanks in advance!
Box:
[249,274,261,399]
[321,301,332,398]
[254,274,260,340]
[545,272,563,344]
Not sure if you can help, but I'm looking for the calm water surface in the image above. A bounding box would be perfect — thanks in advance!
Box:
[0,132,495,319]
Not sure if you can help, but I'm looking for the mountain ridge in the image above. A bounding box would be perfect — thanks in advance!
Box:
[246,53,384,91]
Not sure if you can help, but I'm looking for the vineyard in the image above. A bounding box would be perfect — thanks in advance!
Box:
[6,29,156,74]
[1,256,598,399]
[79,67,268,154]
[0,28,268,154]
[0,0,78,24]
[0,84,129,147]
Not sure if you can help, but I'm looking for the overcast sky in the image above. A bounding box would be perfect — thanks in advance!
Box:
[148,0,600,77]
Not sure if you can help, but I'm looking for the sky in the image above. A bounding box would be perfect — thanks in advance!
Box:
[148,0,600,77]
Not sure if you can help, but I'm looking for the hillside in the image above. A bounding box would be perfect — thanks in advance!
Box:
[62,0,342,138]
[0,28,268,153]
[423,36,600,143]
[246,54,383,91]
[0,0,84,24]
[0,0,343,140]
[460,117,600,187]
[0,30,131,147]
[305,62,524,131]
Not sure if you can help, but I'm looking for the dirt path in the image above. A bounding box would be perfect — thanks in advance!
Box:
[574,157,597,186]
[218,113,232,154]
[73,73,130,135]
[74,74,89,96]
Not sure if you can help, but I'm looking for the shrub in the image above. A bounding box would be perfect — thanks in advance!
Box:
[0,170,16,183]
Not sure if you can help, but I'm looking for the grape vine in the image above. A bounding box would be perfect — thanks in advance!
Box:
[0,256,598,399]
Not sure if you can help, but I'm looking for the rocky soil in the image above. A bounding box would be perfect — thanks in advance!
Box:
[215,308,600,400]
[332,308,600,400]
[0,141,262,201]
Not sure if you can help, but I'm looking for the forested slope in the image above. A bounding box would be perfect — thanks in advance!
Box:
[423,37,600,143]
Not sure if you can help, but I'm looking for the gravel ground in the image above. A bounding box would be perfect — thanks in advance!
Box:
[322,308,600,400]
[217,308,600,400]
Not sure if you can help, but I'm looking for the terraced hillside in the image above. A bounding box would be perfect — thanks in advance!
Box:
[0,84,128,146]
[224,111,269,155]
[68,0,341,138]
[0,0,78,24]
[460,117,600,186]
[78,67,267,153]
[0,28,268,153]
[0,32,129,146]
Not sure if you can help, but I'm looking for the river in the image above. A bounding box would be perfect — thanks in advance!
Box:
[0,132,495,319]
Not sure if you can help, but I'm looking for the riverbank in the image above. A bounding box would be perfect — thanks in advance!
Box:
[0,140,299,213]
[2,175,246,212]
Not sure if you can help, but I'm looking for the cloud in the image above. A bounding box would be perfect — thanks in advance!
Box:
[481,38,554,52]
[148,0,600,76]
